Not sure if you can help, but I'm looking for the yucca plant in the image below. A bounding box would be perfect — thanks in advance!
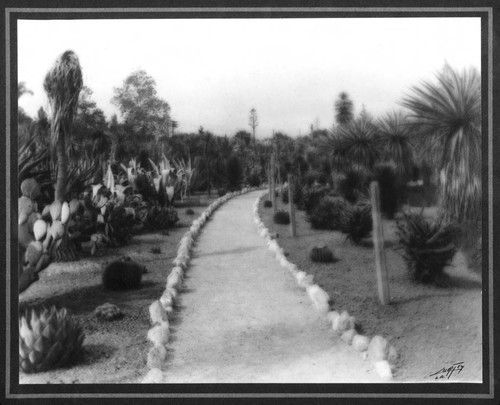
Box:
[340,204,373,244]
[401,64,481,264]
[307,197,345,230]
[372,162,402,219]
[337,166,369,204]
[396,210,458,285]
[321,117,380,172]
[19,306,85,373]
[376,111,415,180]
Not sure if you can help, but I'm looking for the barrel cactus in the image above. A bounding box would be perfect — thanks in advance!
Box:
[19,306,85,373]
[273,210,290,225]
[310,246,337,263]
[263,200,272,208]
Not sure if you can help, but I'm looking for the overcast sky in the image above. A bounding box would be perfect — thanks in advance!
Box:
[17,17,481,138]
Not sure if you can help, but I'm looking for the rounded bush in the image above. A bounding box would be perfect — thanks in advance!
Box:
[217,188,227,197]
[102,257,145,290]
[273,210,290,225]
[307,197,345,230]
[310,246,337,263]
[185,208,195,215]
[263,200,272,208]
[19,306,85,373]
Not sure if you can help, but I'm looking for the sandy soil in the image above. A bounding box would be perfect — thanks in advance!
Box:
[19,205,210,384]
[259,196,483,382]
[159,191,383,383]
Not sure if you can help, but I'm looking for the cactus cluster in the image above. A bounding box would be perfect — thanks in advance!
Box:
[19,306,85,373]
[310,246,337,263]
[102,257,146,290]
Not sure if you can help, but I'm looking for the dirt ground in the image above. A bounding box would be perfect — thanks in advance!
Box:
[18,204,211,384]
[259,196,483,382]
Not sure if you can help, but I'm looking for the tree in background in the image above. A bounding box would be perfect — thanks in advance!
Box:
[112,70,171,160]
[334,92,354,126]
[43,50,83,202]
[249,107,258,148]
[401,64,481,264]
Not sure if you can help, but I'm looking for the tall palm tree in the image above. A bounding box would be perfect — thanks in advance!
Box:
[43,50,83,202]
[401,65,481,228]
[376,110,415,180]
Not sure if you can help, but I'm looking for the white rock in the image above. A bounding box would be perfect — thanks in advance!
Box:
[167,271,182,290]
[278,256,289,267]
[147,345,167,369]
[141,367,164,383]
[306,284,330,315]
[326,311,340,330]
[352,335,370,352]
[172,258,188,270]
[341,329,358,345]
[147,322,170,346]
[368,335,389,362]
[337,311,355,333]
[374,360,393,380]
[171,266,184,279]
[160,292,174,309]
[149,300,168,324]
[296,272,314,289]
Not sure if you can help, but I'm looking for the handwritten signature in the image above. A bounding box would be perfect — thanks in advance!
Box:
[429,362,465,379]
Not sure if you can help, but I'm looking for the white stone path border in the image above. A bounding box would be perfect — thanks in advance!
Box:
[142,187,261,383]
[252,191,398,381]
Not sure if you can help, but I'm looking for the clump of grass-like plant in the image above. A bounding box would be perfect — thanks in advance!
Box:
[397,210,458,286]
[340,204,373,244]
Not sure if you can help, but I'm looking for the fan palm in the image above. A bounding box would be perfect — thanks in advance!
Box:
[43,50,83,201]
[376,111,415,180]
[401,65,481,234]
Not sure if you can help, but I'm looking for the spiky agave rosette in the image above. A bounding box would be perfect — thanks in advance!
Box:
[19,306,85,373]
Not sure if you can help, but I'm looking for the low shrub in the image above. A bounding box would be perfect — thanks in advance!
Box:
[19,306,85,373]
[307,197,345,230]
[303,186,330,214]
[218,188,227,197]
[397,211,458,285]
[185,208,195,215]
[150,246,161,254]
[273,210,290,225]
[340,204,373,244]
[310,246,337,263]
[102,257,145,290]
[263,200,272,208]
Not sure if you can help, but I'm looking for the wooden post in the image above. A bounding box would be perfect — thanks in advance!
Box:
[270,155,277,213]
[370,181,390,305]
[268,163,272,200]
[288,174,297,236]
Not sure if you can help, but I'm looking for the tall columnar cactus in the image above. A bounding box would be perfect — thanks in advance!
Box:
[43,50,83,202]
[19,306,85,373]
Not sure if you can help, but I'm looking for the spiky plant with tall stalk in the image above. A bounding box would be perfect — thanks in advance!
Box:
[376,111,415,180]
[401,64,481,263]
[43,50,83,202]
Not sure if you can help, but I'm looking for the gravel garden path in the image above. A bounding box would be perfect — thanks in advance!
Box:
[161,190,383,383]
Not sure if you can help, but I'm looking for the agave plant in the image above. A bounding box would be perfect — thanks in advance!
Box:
[401,64,481,247]
[19,306,85,373]
[396,210,458,285]
[340,204,373,244]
